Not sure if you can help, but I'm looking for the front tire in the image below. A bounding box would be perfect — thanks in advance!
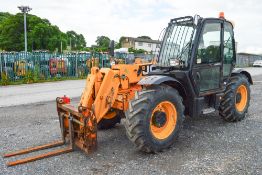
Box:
[124,85,185,153]
[97,111,123,130]
[219,75,250,122]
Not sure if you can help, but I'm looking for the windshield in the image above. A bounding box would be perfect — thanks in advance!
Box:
[158,16,195,68]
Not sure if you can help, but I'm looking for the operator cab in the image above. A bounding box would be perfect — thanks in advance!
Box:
[191,14,235,95]
[157,13,235,92]
[150,13,237,117]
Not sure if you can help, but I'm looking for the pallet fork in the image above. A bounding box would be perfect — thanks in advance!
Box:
[3,96,97,166]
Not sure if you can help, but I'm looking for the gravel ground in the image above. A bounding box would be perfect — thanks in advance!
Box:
[0,75,261,175]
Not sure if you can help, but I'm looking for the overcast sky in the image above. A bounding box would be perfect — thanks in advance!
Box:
[1,0,262,54]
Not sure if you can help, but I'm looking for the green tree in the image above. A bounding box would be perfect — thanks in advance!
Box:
[66,31,86,50]
[0,13,24,51]
[92,36,111,52]
[31,23,50,50]
[30,23,66,52]
[78,34,86,49]
[0,12,86,52]
[114,41,121,49]
[0,12,12,23]
[96,36,110,48]
[128,47,146,54]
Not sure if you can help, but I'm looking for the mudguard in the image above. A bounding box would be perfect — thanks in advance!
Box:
[232,68,253,84]
[138,75,187,105]
[138,75,181,85]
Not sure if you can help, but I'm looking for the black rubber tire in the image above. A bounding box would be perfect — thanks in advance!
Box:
[219,75,250,122]
[97,111,122,130]
[124,85,185,153]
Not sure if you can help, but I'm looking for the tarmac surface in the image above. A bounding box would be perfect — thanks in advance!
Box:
[0,67,262,175]
[0,79,86,107]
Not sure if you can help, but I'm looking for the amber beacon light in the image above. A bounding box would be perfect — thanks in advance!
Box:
[219,12,225,18]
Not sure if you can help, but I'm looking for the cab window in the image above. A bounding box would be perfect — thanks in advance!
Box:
[223,22,234,77]
[196,22,221,64]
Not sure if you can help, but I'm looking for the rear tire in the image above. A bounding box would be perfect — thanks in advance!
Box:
[219,75,250,122]
[124,85,185,153]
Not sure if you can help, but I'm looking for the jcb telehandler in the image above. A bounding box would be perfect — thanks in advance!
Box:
[4,13,252,166]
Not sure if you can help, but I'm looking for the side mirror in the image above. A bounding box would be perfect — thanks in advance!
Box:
[109,40,114,57]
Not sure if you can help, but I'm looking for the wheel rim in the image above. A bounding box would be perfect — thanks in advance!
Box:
[235,84,248,112]
[150,101,177,140]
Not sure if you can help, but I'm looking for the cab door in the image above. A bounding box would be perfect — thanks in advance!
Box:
[222,22,235,80]
[192,19,223,95]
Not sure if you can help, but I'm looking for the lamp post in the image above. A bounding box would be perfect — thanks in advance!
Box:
[18,6,32,53]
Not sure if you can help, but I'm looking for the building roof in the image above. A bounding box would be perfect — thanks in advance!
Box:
[237,52,262,56]
[134,38,161,44]
[122,37,161,44]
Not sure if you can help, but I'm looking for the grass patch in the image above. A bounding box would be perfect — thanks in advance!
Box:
[1,76,85,86]
[0,72,11,85]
